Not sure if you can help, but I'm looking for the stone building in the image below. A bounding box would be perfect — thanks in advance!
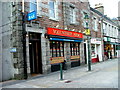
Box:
[1,0,91,81]
[90,5,103,63]
[90,3,119,61]
[0,1,119,82]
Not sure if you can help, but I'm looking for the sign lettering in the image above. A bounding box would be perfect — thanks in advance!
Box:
[47,27,83,38]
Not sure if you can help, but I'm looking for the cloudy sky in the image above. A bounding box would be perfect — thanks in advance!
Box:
[88,0,119,18]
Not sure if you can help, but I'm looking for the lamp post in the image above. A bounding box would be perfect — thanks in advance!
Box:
[84,14,91,71]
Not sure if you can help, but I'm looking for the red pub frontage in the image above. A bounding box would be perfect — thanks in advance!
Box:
[46,27,84,72]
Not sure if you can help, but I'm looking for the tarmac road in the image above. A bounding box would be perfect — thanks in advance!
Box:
[2,58,118,88]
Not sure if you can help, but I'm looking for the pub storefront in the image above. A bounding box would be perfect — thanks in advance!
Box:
[47,27,83,72]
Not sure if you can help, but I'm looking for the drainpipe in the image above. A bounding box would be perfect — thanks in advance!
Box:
[22,0,28,79]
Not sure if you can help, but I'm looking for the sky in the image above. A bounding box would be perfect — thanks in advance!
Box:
[88,0,120,18]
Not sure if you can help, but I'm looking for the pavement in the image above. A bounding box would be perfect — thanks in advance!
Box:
[0,58,119,88]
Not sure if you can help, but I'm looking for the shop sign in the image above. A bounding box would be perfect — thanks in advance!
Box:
[50,57,64,64]
[85,29,90,35]
[70,55,80,60]
[115,39,118,42]
[104,37,107,41]
[47,27,83,38]
[111,38,115,42]
[107,37,111,42]
[91,38,101,44]
[10,48,17,52]
[27,11,37,21]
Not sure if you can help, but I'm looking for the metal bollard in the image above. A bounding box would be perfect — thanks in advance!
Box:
[60,63,63,80]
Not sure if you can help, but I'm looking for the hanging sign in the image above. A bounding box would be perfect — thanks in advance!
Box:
[85,29,90,35]
[27,11,37,21]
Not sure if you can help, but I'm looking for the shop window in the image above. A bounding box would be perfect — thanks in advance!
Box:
[70,43,80,56]
[50,41,64,57]
[91,45,95,57]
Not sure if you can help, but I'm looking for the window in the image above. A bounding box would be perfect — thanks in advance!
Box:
[49,1,58,19]
[83,12,89,28]
[29,0,41,16]
[70,43,80,56]
[93,17,98,31]
[30,0,37,12]
[69,6,76,24]
[50,41,64,57]
[91,45,95,57]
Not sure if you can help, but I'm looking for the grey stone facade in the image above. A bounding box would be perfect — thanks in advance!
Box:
[0,1,88,81]
[1,1,118,82]
[0,1,2,82]
[1,2,15,81]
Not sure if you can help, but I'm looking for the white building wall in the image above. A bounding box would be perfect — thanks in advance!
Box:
[2,2,14,81]
[0,1,2,82]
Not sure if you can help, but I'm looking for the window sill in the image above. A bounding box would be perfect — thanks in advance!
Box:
[37,14,42,18]
[70,22,77,25]
[49,17,59,21]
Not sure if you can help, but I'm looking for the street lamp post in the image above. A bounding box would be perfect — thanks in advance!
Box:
[87,36,91,71]
[84,14,91,71]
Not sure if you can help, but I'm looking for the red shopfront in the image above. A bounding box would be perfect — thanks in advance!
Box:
[47,27,83,72]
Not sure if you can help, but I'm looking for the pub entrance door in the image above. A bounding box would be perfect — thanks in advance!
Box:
[29,32,42,75]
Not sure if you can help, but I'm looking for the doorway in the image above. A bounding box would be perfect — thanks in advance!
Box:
[84,43,87,64]
[29,32,42,75]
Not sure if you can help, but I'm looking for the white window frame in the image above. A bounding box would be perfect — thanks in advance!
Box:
[49,1,58,21]
[83,12,89,28]
[29,0,42,17]
[69,6,76,24]
[93,17,98,31]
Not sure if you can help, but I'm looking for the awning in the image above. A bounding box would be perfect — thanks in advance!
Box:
[49,38,83,42]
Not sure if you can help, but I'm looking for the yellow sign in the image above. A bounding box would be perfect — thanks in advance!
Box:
[70,55,80,60]
[85,29,90,35]
[50,57,64,64]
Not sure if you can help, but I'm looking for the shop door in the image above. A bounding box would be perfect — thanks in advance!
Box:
[84,43,87,64]
[70,42,80,67]
[29,32,42,75]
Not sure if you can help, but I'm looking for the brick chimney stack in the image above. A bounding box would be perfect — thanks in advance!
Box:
[95,3,104,14]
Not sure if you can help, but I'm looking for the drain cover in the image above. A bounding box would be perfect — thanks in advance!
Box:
[65,80,72,83]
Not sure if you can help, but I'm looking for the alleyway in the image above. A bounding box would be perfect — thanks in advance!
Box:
[1,58,118,88]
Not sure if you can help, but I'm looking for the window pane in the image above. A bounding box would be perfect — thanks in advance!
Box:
[49,10,55,18]
[70,6,75,23]
[49,1,55,18]
[49,1,54,9]
[30,0,37,12]
[50,41,64,57]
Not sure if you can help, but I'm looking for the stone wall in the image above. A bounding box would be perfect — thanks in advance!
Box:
[0,1,2,82]
[2,2,15,81]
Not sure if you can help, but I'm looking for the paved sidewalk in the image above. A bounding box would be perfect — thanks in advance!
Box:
[1,58,118,88]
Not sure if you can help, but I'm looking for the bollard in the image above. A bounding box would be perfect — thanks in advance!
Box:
[60,63,63,80]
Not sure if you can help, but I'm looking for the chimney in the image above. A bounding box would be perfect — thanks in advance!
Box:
[95,3,104,14]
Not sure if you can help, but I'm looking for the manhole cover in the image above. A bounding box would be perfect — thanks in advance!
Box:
[65,80,72,83]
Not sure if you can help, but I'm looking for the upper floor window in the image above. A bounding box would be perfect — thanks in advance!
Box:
[93,17,98,31]
[49,1,58,20]
[69,6,76,24]
[30,0,37,12]
[83,12,89,28]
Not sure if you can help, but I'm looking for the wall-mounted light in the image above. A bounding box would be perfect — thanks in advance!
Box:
[29,43,32,45]
[45,34,48,39]
[64,26,68,30]
[26,34,29,37]
[72,29,75,31]
[56,25,59,28]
